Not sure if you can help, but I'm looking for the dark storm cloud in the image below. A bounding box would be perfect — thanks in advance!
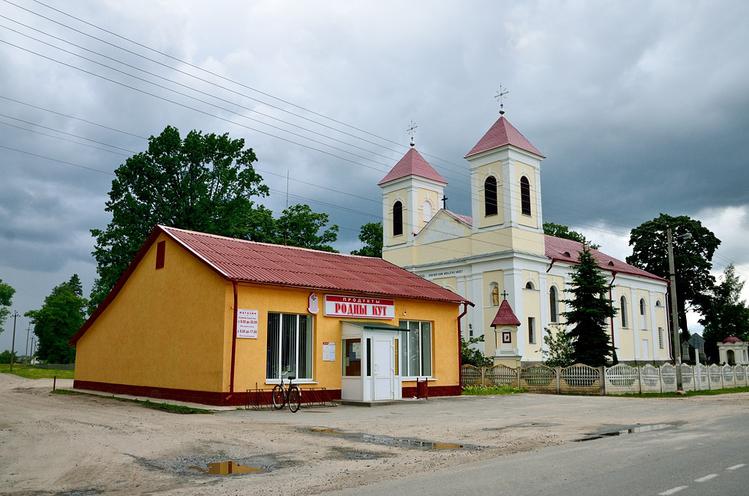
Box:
[1,0,748,348]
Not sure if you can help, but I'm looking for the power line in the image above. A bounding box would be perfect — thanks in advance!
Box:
[0,118,129,156]
[0,143,114,175]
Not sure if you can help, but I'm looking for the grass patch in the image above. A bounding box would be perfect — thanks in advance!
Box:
[462,385,525,395]
[0,363,74,379]
[51,388,213,414]
[618,386,749,398]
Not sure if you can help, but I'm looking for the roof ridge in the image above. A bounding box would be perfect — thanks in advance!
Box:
[159,225,374,259]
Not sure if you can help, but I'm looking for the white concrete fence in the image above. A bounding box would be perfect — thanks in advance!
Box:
[461,363,749,395]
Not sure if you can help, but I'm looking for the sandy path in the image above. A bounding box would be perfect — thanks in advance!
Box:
[2,374,748,495]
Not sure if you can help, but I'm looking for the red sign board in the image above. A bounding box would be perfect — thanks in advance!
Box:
[324,295,395,320]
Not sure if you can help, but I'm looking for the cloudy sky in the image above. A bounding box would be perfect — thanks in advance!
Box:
[1,0,748,352]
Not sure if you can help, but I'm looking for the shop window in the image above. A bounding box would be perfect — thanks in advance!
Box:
[484,176,498,216]
[399,321,432,377]
[549,286,559,323]
[342,338,362,377]
[520,176,531,216]
[393,201,403,236]
[155,241,165,269]
[266,313,312,381]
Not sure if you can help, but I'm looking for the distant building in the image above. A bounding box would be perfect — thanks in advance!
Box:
[717,336,749,365]
[379,113,671,365]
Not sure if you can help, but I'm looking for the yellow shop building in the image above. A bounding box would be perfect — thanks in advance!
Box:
[71,225,469,405]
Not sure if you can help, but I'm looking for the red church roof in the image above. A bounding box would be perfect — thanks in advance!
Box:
[544,235,665,282]
[378,147,447,186]
[72,226,468,344]
[491,299,521,327]
[723,336,742,344]
[465,115,544,158]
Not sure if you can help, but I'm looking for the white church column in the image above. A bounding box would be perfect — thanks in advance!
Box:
[649,290,659,360]
[539,272,549,351]
[469,272,484,342]
[503,158,516,227]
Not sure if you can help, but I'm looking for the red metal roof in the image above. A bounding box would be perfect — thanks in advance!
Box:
[444,210,473,226]
[165,226,466,304]
[722,336,742,344]
[465,115,544,158]
[545,235,665,282]
[378,147,447,186]
[491,300,521,327]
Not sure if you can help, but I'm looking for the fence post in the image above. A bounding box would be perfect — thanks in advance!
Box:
[658,365,663,393]
[721,366,725,389]
[599,366,606,395]
[480,366,486,386]
[517,366,521,389]
[637,365,642,394]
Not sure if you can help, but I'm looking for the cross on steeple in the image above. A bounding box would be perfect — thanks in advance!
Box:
[495,84,509,115]
[501,290,509,301]
[441,195,448,210]
[406,120,418,147]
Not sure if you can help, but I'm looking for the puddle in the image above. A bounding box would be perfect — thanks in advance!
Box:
[327,446,391,461]
[575,422,681,442]
[305,427,480,451]
[483,421,560,431]
[191,460,265,476]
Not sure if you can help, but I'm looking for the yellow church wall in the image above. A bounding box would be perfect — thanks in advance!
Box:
[547,274,566,323]
[431,276,457,292]
[414,237,473,265]
[482,270,504,357]
[654,299,669,359]
[515,161,539,229]
[617,329,635,359]
[74,234,228,392]
[474,161,504,228]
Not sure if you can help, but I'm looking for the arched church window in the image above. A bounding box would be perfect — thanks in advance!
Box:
[393,201,403,236]
[484,176,498,217]
[620,296,628,327]
[525,281,535,290]
[422,200,433,222]
[490,283,499,306]
[549,286,559,322]
[655,300,662,307]
[639,298,646,316]
[520,176,531,216]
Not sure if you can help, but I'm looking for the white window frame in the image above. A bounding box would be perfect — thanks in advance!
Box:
[399,320,433,380]
[265,313,315,385]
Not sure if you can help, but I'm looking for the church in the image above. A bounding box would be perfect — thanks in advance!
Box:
[378,111,671,365]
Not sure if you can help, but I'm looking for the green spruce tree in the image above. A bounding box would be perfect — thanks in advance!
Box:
[563,246,617,366]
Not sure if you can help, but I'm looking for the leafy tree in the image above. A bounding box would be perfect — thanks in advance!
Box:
[461,335,493,367]
[626,214,721,342]
[0,350,18,364]
[0,278,15,334]
[275,204,339,252]
[25,275,87,364]
[543,327,575,367]
[563,246,617,366]
[700,264,749,362]
[351,222,383,257]
[90,126,269,311]
[543,222,599,249]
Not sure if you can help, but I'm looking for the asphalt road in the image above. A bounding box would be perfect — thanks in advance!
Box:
[332,409,749,496]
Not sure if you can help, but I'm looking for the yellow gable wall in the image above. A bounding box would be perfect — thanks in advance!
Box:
[416,189,441,231]
[74,234,229,392]
[232,285,461,391]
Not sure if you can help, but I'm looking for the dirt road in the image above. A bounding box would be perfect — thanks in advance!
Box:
[2,374,747,495]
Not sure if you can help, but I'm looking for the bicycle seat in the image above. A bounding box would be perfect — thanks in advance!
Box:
[287,375,296,380]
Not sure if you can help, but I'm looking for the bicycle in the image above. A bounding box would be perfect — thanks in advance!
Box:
[271,375,302,413]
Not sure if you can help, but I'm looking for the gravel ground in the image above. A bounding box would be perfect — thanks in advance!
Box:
[2,374,747,495]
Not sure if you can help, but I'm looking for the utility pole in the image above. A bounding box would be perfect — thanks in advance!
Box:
[667,228,683,391]
[25,322,31,359]
[9,310,19,372]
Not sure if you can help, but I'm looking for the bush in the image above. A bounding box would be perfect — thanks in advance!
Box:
[0,350,18,364]
[462,385,524,395]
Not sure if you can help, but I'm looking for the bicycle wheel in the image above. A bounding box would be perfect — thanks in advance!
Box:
[287,386,302,413]
[271,384,285,410]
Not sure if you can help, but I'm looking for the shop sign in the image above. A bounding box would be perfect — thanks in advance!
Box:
[324,295,395,320]
[237,309,258,338]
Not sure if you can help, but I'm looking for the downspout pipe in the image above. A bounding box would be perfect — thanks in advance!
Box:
[229,280,239,396]
[457,300,475,388]
[609,271,618,357]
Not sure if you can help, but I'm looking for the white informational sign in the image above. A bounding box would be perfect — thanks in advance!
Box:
[236,309,259,339]
[322,341,336,362]
[324,295,395,320]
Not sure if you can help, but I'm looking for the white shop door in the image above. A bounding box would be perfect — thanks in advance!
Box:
[373,336,394,400]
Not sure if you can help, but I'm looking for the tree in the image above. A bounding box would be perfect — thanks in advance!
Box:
[563,246,617,366]
[543,222,599,249]
[700,264,749,362]
[351,222,383,257]
[0,350,18,364]
[627,214,721,342]
[25,275,87,364]
[543,327,575,367]
[90,126,269,311]
[0,278,15,334]
[461,335,492,367]
[275,204,339,252]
